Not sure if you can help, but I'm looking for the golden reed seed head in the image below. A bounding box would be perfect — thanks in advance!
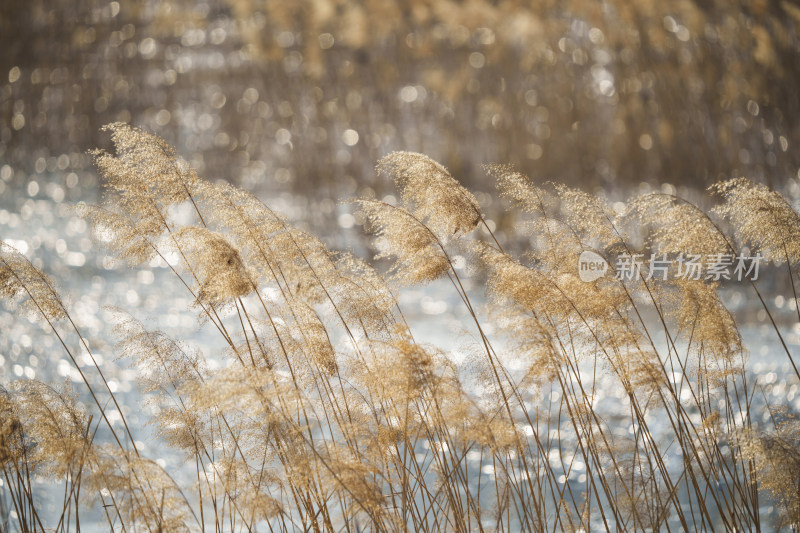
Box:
[625,193,729,258]
[174,227,254,307]
[377,151,481,237]
[713,178,800,264]
[555,184,622,250]
[479,243,625,323]
[291,300,338,375]
[485,163,555,216]
[356,199,450,285]
[0,241,68,322]
[11,381,90,478]
[93,122,198,208]
[111,310,205,394]
[86,450,194,532]
[0,390,22,467]
[79,204,157,266]
[311,253,399,343]
[486,165,589,269]
[322,449,386,514]
[737,419,800,528]
[672,279,742,361]
[353,326,441,404]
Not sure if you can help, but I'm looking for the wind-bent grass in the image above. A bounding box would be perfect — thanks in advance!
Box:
[2,123,800,531]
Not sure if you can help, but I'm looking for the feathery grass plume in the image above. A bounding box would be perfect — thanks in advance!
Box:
[490,306,562,382]
[329,253,398,337]
[0,387,38,533]
[197,180,346,309]
[233,310,319,378]
[231,220,358,309]
[712,177,800,264]
[478,243,561,313]
[79,204,157,266]
[291,299,338,375]
[320,447,386,518]
[193,180,286,238]
[93,122,199,213]
[112,311,206,395]
[553,269,629,320]
[233,481,284,523]
[600,436,668,530]
[10,381,91,479]
[185,365,297,433]
[197,180,380,320]
[555,184,623,250]
[355,325,443,405]
[461,402,520,452]
[255,227,332,304]
[206,457,282,524]
[486,164,554,216]
[265,232,399,339]
[377,151,482,237]
[624,193,730,258]
[173,227,253,308]
[110,312,208,449]
[89,126,190,252]
[0,388,22,468]
[191,180,304,286]
[0,382,94,533]
[0,241,67,322]
[86,124,205,277]
[88,449,195,532]
[737,414,800,529]
[486,164,583,269]
[623,350,670,400]
[356,199,450,285]
[672,280,743,363]
[479,243,625,322]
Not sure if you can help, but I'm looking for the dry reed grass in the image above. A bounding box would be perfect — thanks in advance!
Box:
[2,123,800,531]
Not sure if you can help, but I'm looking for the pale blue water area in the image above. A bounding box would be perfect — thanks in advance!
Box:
[2,172,800,530]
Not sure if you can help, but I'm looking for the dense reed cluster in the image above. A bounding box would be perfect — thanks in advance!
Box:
[3,123,800,531]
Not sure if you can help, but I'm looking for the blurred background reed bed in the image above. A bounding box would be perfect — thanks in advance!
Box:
[2,1,800,531]
[2,0,800,198]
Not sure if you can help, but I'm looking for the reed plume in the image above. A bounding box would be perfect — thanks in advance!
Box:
[378,152,482,237]
[713,177,800,264]
[0,241,68,323]
[625,193,731,258]
[356,199,450,285]
[738,415,800,529]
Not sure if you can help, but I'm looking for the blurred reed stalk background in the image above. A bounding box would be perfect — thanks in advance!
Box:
[1,0,799,206]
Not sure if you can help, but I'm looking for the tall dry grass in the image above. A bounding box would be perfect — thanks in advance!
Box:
[2,123,800,531]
